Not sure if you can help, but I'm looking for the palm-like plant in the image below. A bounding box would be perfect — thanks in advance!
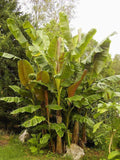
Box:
[0,12,117,154]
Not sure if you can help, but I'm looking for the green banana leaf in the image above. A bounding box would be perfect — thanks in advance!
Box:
[50,123,66,137]
[46,104,63,110]
[93,121,103,133]
[23,21,37,41]
[22,116,46,128]
[40,134,50,144]
[7,18,28,47]
[11,105,41,114]
[0,97,22,103]
[0,52,20,60]
[59,12,74,50]
[74,28,96,59]
[18,59,34,87]
[100,75,120,83]
[108,151,120,160]
[66,95,83,103]
[82,38,111,74]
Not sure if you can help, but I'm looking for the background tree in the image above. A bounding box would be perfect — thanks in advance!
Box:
[18,0,79,28]
[112,54,120,75]
[0,0,29,131]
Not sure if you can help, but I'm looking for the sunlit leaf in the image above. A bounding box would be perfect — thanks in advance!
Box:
[22,116,46,128]
[11,105,40,114]
[46,104,63,110]
[40,134,50,144]
[0,97,22,103]
[7,18,28,47]
[0,52,20,60]
[93,121,103,133]
[108,150,120,160]
[50,123,66,137]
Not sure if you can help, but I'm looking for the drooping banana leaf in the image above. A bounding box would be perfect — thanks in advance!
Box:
[100,75,120,83]
[82,38,111,74]
[0,52,20,60]
[68,69,87,97]
[0,97,22,103]
[11,105,41,114]
[40,134,50,144]
[18,59,34,87]
[50,123,66,137]
[22,116,46,128]
[74,28,96,59]
[7,18,28,47]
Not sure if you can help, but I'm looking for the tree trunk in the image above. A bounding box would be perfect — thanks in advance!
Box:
[72,121,79,144]
[56,111,62,153]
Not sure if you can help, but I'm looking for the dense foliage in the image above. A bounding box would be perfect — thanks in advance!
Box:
[0,0,30,131]
[0,4,120,159]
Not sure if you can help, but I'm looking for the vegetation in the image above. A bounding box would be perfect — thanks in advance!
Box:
[20,0,78,28]
[0,0,30,131]
[0,1,120,159]
[0,133,108,160]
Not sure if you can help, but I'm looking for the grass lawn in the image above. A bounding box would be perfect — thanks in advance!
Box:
[0,133,107,160]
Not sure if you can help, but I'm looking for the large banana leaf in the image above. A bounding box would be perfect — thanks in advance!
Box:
[18,59,34,87]
[7,18,28,47]
[50,123,66,137]
[59,12,74,50]
[48,37,57,59]
[74,28,96,59]
[108,151,120,160]
[22,116,46,128]
[72,114,94,127]
[66,95,83,103]
[68,69,87,97]
[11,105,41,114]
[100,75,120,83]
[23,21,37,41]
[0,52,20,60]
[36,71,50,84]
[36,30,50,51]
[82,38,111,74]
[0,97,22,103]
[40,134,50,144]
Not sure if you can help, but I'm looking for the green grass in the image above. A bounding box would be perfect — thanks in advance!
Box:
[0,134,108,160]
[0,135,70,160]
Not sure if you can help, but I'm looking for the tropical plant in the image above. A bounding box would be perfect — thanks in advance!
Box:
[0,12,117,155]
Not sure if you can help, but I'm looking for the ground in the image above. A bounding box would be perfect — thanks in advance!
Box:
[0,131,107,160]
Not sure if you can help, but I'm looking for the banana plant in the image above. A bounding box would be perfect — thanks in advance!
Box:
[0,11,116,154]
